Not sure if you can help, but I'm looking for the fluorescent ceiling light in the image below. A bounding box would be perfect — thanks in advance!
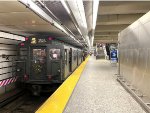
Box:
[75,0,87,29]
[75,0,90,47]
[20,0,82,45]
[61,0,86,45]
[91,36,94,46]
[92,0,99,29]
[60,0,71,14]
[77,27,82,35]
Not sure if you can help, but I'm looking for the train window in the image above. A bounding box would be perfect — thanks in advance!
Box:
[65,49,67,64]
[49,49,60,60]
[74,50,77,60]
[32,49,46,64]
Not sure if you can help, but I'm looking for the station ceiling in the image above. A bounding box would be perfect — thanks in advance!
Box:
[0,1,150,47]
[0,1,84,47]
[94,1,150,45]
[0,1,66,36]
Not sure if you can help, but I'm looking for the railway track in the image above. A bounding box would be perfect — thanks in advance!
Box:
[0,92,50,113]
[0,86,60,113]
[0,83,61,113]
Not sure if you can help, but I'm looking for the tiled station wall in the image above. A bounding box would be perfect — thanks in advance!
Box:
[0,31,24,95]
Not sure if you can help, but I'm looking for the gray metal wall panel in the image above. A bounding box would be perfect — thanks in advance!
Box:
[119,11,150,98]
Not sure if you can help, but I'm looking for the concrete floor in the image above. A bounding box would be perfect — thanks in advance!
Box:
[63,56,146,113]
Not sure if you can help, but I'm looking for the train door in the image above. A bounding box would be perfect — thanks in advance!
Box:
[48,47,61,81]
[30,46,47,80]
[64,49,69,79]
[69,48,72,72]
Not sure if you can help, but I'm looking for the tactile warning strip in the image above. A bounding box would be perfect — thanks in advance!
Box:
[36,56,90,113]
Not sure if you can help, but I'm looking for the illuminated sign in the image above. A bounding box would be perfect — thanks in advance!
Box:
[110,50,117,62]
[38,39,47,43]
[31,38,37,44]
[48,37,53,40]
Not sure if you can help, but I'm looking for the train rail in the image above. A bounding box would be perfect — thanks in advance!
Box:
[0,94,48,113]
[0,86,59,113]
[0,89,24,108]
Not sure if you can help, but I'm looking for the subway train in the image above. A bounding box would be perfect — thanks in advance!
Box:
[16,36,84,95]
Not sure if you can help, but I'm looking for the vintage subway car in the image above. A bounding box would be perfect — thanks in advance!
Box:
[16,36,84,95]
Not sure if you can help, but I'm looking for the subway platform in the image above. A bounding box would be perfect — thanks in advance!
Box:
[36,56,146,113]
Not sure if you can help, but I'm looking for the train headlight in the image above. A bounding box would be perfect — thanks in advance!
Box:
[25,37,29,41]
[16,68,21,72]
[19,43,25,47]
[47,75,52,81]
[24,74,29,81]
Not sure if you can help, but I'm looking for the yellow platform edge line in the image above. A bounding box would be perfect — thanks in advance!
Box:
[36,56,90,113]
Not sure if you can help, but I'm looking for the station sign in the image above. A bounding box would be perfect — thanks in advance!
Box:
[110,49,117,62]
[31,38,47,44]
[31,37,37,44]
[38,38,46,43]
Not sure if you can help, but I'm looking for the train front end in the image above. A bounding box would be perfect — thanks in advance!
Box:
[17,37,63,95]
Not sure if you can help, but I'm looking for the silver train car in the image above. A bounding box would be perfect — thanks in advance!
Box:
[16,36,84,95]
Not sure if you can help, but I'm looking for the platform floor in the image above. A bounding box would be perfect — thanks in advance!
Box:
[63,56,146,113]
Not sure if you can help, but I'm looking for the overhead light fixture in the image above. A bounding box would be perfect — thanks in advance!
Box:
[73,0,87,30]
[77,27,82,35]
[61,0,89,46]
[20,0,83,46]
[91,36,94,46]
[91,0,99,47]
[61,0,86,45]
[60,0,71,14]
[92,0,99,29]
